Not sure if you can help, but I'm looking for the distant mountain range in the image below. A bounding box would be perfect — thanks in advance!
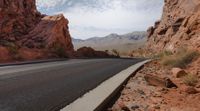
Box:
[72,31,147,54]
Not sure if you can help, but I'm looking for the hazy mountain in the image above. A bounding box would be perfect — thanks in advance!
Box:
[72,31,147,54]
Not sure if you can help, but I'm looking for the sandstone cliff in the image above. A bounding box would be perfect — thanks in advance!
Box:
[147,0,200,53]
[0,0,74,62]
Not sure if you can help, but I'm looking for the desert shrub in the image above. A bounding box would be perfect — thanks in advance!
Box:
[0,40,18,54]
[52,43,68,58]
[160,50,199,68]
[153,50,173,59]
[183,74,198,86]
[112,49,120,57]
[8,45,18,55]
[0,40,13,46]
[13,54,23,60]
[1,41,22,60]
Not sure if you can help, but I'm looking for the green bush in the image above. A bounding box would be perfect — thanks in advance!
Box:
[52,43,68,58]
[8,45,18,55]
[153,50,173,59]
[0,40,18,54]
[183,74,198,86]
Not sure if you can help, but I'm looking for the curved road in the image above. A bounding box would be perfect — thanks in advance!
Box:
[0,58,143,111]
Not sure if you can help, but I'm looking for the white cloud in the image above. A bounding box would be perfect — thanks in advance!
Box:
[36,0,164,39]
[36,0,69,9]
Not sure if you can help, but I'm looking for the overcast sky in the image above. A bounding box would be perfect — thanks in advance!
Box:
[36,0,164,39]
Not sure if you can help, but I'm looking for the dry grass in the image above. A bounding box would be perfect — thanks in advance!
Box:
[183,74,198,86]
[154,50,173,59]
[129,48,153,58]
[160,49,199,68]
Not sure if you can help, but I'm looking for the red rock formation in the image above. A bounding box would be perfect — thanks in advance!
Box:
[147,0,200,53]
[75,47,114,58]
[0,0,74,62]
[20,14,73,52]
[0,0,41,41]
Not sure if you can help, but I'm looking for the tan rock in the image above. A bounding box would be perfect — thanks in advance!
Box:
[121,106,131,111]
[144,74,177,88]
[171,68,188,78]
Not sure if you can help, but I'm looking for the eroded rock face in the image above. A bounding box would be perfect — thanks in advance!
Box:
[20,14,73,52]
[0,0,74,62]
[147,0,200,52]
[0,0,41,41]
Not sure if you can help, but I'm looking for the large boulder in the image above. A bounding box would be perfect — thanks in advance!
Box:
[144,74,177,88]
[146,0,200,52]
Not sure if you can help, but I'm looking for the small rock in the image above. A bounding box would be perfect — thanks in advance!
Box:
[131,105,140,110]
[125,86,131,89]
[171,68,187,78]
[164,77,178,88]
[195,83,200,88]
[137,89,145,95]
[121,106,131,111]
[154,105,161,109]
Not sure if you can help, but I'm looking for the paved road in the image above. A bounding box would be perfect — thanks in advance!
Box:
[0,58,144,111]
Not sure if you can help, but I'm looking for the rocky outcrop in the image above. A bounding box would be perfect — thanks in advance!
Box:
[147,0,200,53]
[0,0,74,62]
[75,47,115,58]
[20,14,73,52]
[111,61,200,111]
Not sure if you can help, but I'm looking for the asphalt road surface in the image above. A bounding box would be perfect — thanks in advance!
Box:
[0,58,144,111]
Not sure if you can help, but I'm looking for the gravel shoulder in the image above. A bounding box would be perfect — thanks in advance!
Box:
[109,60,200,111]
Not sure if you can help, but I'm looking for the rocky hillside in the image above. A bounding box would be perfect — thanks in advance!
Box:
[0,0,74,62]
[147,0,200,53]
[110,1,200,110]
[73,31,146,53]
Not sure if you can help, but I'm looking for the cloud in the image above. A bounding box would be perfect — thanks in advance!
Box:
[36,0,164,39]
[36,0,68,9]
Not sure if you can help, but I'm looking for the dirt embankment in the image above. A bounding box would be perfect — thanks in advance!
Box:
[110,60,200,111]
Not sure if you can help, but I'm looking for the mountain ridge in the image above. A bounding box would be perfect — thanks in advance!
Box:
[73,31,146,53]
[73,31,146,41]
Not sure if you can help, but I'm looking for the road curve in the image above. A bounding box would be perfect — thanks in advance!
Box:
[0,58,144,111]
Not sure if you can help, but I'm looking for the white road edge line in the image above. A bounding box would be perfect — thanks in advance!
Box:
[61,60,151,111]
